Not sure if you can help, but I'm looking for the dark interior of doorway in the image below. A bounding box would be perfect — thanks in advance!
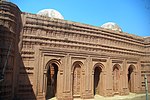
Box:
[46,63,58,99]
[94,67,102,95]
[128,66,133,92]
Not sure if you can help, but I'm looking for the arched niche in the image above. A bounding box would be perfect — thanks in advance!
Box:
[112,64,121,94]
[71,61,83,98]
[45,59,61,99]
[92,63,105,96]
[127,64,136,93]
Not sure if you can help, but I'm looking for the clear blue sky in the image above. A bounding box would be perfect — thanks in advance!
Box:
[9,0,150,37]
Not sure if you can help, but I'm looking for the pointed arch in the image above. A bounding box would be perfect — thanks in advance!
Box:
[93,63,105,72]
[126,64,136,74]
[113,64,121,70]
[71,61,83,73]
[45,59,61,70]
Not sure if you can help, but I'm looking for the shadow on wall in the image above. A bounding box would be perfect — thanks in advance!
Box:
[0,1,36,100]
[14,54,36,100]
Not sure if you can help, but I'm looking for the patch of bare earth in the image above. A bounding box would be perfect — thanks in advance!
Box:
[49,93,150,100]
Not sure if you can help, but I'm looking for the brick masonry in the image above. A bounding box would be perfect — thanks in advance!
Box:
[0,1,150,100]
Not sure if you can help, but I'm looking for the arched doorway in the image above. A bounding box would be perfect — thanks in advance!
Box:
[46,63,58,99]
[94,67,102,95]
[113,64,120,94]
[72,63,81,97]
[128,65,134,92]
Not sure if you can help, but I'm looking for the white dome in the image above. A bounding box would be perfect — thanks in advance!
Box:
[37,9,64,19]
[101,22,122,32]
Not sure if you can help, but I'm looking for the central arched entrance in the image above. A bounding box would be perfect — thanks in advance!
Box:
[128,65,134,92]
[113,64,120,94]
[94,67,102,95]
[46,63,58,99]
[72,63,81,98]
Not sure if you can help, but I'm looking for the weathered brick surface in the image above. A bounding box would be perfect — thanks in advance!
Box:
[0,1,150,100]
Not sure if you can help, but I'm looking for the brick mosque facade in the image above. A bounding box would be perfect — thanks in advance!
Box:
[0,1,150,100]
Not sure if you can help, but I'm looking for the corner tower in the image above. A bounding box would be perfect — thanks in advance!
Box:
[0,1,22,99]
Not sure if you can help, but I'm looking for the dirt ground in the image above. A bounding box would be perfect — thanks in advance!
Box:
[92,93,150,100]
[50,93,150,100]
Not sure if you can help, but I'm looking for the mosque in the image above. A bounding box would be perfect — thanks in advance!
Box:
[0,1,150,100]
